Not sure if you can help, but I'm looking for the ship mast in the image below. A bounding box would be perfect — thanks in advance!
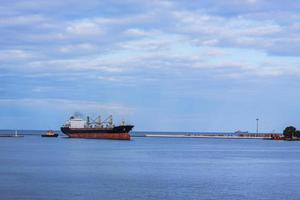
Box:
[95,116,103,128]
[108,115,113,127]
[100,115,114,128]
[86,116,90,127]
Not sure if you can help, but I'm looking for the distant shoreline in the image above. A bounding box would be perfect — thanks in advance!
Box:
[144,134,272,139]
[0,129,282,139]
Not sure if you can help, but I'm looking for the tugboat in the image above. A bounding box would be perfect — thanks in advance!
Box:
[41,130,59,137]
[60,113,134,140]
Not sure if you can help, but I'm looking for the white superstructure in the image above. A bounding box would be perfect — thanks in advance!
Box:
[63,113,116,128]
[69,118,86,128]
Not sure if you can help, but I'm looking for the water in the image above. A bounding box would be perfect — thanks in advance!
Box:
[0,133,299,200]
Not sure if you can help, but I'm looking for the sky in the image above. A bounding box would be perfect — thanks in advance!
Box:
[1,0,300,132]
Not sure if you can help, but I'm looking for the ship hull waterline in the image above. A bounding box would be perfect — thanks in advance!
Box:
[41,134,59,138]
[61,125,133,140]
[65,133,130,140]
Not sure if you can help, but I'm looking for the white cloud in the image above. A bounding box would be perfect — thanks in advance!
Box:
[118,38,171,51]
[0,0,300,80]
[31,86,53,93]
[26,57,125,73]
[66,21,104,36]
[172,10,283,38]
[123,28,161,37]
[0,98,135,115]
[59,43,97,53]
[65,14,155,37]
[0,49,33,60]
[0,14,46,26]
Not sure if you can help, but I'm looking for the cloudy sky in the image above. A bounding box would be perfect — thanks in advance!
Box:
[1,0,300,132]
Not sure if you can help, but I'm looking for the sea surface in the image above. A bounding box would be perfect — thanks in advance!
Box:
[0,130,300,200]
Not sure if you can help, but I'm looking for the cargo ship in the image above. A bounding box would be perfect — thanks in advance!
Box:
[60,113,134,140]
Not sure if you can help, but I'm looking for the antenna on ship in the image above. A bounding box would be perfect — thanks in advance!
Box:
[121,120,125,126]
[256,118,259,134]
[74,112,83,119]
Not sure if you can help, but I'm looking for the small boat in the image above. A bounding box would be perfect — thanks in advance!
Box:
[41,130,58,137]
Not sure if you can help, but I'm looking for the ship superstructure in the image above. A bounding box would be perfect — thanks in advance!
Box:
[61,113,133,140]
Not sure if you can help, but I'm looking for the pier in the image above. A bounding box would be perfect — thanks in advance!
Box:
[144,133,282,140]
[0,134,24,138]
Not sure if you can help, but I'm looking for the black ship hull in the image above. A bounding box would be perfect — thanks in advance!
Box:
[41,134,59,137]
[60,125,134,140]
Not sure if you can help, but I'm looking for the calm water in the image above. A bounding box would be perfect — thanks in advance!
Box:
[0,133,300,200]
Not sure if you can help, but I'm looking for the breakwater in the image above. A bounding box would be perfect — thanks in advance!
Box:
[144,133,282,139]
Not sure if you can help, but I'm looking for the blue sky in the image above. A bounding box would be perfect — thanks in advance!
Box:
[1,0,300,132]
